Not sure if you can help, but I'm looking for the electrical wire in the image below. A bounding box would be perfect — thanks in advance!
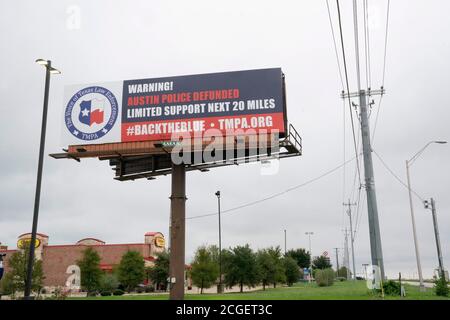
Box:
[363,0,372,89]
[371,0,391,144]
[381,0,391,87]
[186,156,358,221]
[326,0,347,232]
[352,0,362,92]
[353,191,366,241]
[326,0,346,91]
[336,0,362,185]
[373,149,424,202]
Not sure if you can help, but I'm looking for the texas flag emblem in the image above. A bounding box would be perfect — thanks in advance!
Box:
[79,99,105,126]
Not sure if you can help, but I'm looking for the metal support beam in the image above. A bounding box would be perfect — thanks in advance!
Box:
[169,163,186,300]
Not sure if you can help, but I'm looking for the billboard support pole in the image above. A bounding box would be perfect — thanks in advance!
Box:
[169,163,186,300]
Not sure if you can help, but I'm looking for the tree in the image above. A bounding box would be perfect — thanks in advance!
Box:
[315,269,335,287]
[100,273,119,292]
[337,266,350,278]
[267,246,286,288]
[286,248,311,269]
[190,246,219,294]
[1,247,44,296]
[434,275,449,297]
[283,257,300,286]
[223,245,260,293]
[312,256,332,270]
[147,251,170,291]
[117,251,145,292]
[77,247,102,295]
[256,249,275,290]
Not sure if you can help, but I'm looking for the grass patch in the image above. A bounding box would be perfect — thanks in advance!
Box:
[68,281,449,300]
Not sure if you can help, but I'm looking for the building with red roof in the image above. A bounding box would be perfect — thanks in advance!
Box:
[0,231,166,289]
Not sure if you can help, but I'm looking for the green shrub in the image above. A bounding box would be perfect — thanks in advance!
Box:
[100,291,111,296]
[136,286,145,293]
[315,268,335,287]
[100,274,119,292]
[382,280,401,296]
[113,289,124,296]
[0,273,15,296]
[144,285,155,293]
[435,276,449,297]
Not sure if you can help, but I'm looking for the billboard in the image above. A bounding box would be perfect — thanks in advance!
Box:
[62,68,286,146]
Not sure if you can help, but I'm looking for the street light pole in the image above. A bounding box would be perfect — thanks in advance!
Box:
[284,229,287,256]
[405,140,447,292]
[215,191,223,293]
[24,59,60,299]
[405,159,425,291]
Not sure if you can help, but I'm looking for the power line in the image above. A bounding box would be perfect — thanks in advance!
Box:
[371,94,384,144]
[372,0,391,144]
[353,191,366,241]
[352,0,362,92]
[336,0,362,185]
[326,0,345,91]
[373,149,424,202]
[187,156,358,221]
[382,0,391,87]
[363,0,372,89]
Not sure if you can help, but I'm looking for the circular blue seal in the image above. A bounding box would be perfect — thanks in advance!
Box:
[65,86,118,141]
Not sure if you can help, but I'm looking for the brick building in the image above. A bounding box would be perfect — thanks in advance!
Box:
[0,231,166,289]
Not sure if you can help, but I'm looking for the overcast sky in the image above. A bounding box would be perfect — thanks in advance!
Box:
[1,0,449,279]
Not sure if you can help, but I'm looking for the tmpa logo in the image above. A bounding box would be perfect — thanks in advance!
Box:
[65,86,118,141]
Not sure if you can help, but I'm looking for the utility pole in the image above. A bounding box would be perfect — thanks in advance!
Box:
[425,198,446,280]
[343,229,350,280]
[340,0,385,280]
[343,200,357,280]
[362,263,369,280]
[359,89,385,280]
[343,88,386,280]
[334,247,340,274]
[215,191,223,293]
[284,229,287,255]
[305,232,314,282]
[406,140,446,287]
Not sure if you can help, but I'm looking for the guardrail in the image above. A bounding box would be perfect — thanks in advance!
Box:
[287,123,302,154]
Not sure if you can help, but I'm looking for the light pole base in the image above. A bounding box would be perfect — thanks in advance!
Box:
[419,285,427,292]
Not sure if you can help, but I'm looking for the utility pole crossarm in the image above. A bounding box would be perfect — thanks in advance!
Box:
[341,88,385,99]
